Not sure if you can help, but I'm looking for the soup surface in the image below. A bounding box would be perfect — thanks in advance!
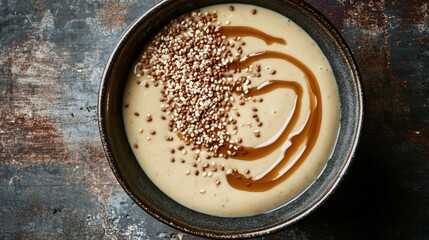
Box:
[123,3,340,217]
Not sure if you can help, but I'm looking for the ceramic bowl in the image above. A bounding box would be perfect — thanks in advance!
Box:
[98,0,363,238]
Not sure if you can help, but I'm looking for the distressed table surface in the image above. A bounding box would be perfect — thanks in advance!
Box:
[0,0,427,239]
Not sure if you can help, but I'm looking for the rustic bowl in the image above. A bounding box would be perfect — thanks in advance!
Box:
[98,0,363,238]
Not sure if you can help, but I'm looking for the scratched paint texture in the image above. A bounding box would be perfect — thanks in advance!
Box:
[0,0,427,239]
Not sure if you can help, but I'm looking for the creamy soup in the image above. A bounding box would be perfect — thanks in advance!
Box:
[123,4,340,217]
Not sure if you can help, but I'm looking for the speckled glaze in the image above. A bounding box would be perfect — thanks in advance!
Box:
[97,0,363,238]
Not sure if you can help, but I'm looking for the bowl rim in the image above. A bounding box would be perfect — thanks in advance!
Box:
[97,0,364,238]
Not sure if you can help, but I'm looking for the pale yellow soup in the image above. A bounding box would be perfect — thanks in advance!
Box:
[123,4,340,217]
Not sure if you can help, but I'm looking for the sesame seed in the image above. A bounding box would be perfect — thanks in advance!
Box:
[200,189,206,194]
[252,9,257,15]
[150,130,156,135]
[134,112,140,116]
[254,130,261,137]
[133,143,138,149]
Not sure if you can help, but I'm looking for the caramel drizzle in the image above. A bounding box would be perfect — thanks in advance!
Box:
[225,49,322,192]
[218,26,287,45]
[215,26,322,191]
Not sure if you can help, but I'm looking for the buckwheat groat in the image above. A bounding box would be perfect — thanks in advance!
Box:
[123,4,340,217]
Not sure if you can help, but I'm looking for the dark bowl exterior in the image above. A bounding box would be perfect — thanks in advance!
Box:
[98,0,363,238]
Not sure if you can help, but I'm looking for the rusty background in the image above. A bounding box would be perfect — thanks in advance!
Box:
[0,0,427,239]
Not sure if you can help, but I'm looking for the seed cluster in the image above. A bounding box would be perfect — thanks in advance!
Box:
[136,11,261,157]
[127,8,274,191]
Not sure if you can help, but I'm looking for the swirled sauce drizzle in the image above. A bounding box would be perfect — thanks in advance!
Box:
[219,26,287,45]
[217,27,322,192]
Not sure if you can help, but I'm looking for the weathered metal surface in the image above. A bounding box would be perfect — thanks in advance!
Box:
[0,0,427,239]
